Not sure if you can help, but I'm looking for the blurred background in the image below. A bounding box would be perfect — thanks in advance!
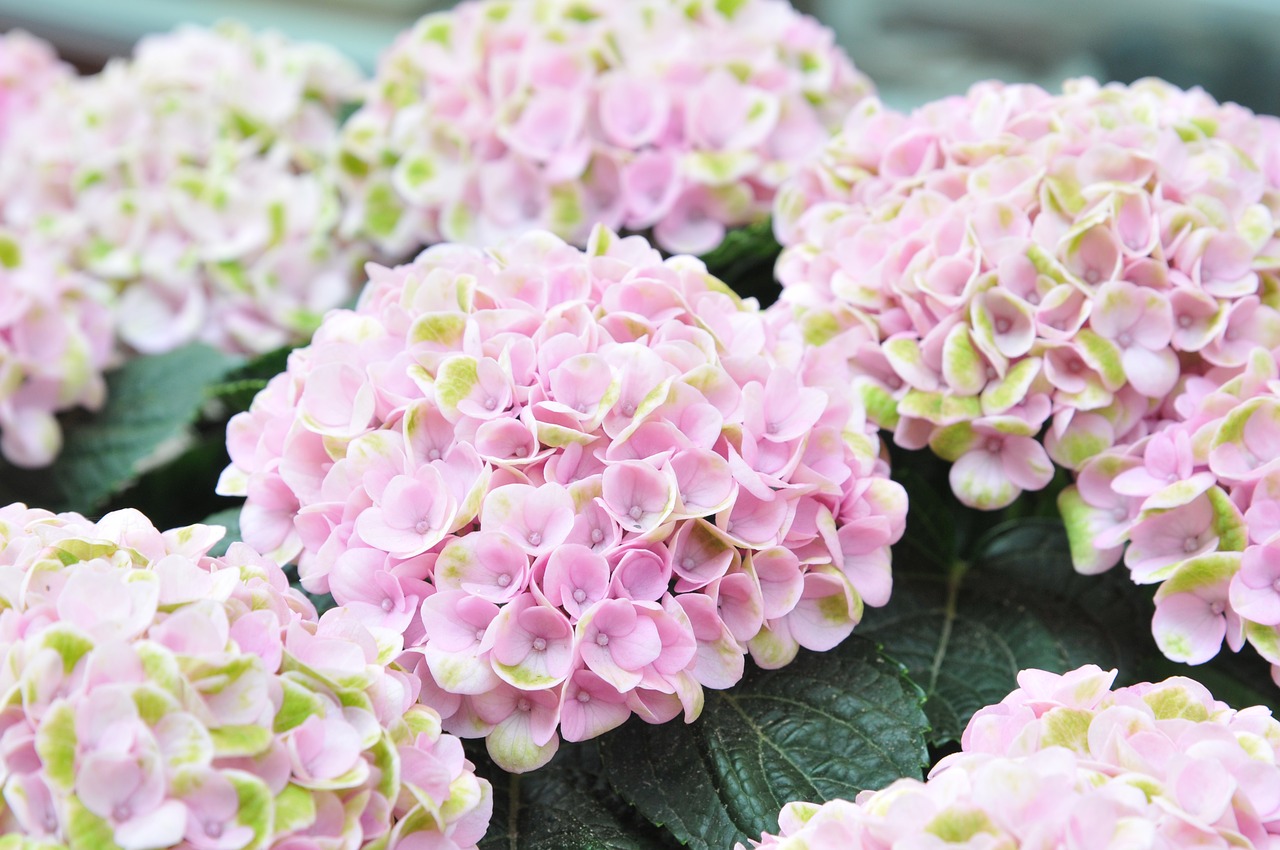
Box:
[0,0,1277,115]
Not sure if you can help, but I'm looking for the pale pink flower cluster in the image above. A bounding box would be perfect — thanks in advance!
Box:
[742,665,1280,850]
[0,31,70,147]
[0,33,107,469]
[0,23,366,356]
[338,0,871,257]
[0,235,114,468]
[1060,345,1280,678]
[218,226,905,772]
[774,78,1280,510]
[0,502,492,850]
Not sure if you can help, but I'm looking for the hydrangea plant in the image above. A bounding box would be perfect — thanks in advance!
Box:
[338,0,872,257]
[742,665,1280,849]
[0,235,114,468]
[218,225,905,771]
[0,503,492,849]
[0,22,366,357]
[773,78,1280,510]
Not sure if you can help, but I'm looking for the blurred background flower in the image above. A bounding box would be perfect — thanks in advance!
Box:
[1,0,1276,116]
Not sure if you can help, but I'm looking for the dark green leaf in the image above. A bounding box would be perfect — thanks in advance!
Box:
[102,432,236,531]
[206,345,293,415]
[863,518,1147,746]
[890,463,960,572]
[476,743,674,850]
[601,638,928,850]
[0,344,239,515]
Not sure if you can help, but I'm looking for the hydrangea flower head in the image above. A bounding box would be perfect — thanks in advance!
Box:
[339,0,872,256]
[774,78,1280,509]
[219,226,905,771]
[742,666,1280,849]
[1058,345,1280,678]
[0,503,492,849]
[0,22,366,356]
[0,234,114,467]
[0,31,71,147]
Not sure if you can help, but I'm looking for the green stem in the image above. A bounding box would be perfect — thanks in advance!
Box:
[929,560,968,694]
[507,771,520,850]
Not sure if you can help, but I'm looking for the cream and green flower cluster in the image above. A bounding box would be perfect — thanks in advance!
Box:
[774,78,1280,511]
[0,24,369,469]
[0,23,365,359]
[1060,345,1280,682]
[338,0,871,256]
[0,504,492,849]
[743,666,1280,849]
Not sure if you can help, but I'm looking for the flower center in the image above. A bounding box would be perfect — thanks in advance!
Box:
[766,421,780,435]
[682,557,695,569]
[1178,314,1193,328]
[1225,328,1239,341]
[1210,601,1225,616]
[498,573,512,587]
[887,377,903,390]
[427,449,441,460]
[112,805,131,823]
[1117,332,1133,347]
[590,528,605,543]
[1183,536,1200,553]
[995,318,1011,334]
[985,366,997,380]
[985,438,1002,454]
[484,396,498,411]
[629,505,644,520]
[532,637,547,652]
[577,691,592,703]
[1027,292,1041,305]
[621,402,636,417]
[513,446,526,457]
[205,821,224,839]
[381,598,394,612]
[1084,269,1101,284]
[474,628,485,642]
[573,588,587,603]
[415,519,432,535]
[517,698,531,712]
[595,633,610,647]
[1067,358,1083,374]
[527,531,542,546]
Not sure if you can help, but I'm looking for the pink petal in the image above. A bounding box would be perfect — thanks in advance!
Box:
[1152,593,1226,664]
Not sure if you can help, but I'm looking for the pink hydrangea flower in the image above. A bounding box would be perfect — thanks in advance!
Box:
[338,0,872,256]
[0,23,367,356]
[1060,345,1280,677]
[0,503,492,849]
[0,234,114,467]
[742,666,1280,850]
[220,226,906,771]
[0,31,71,148]
[773,78,1280,510]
